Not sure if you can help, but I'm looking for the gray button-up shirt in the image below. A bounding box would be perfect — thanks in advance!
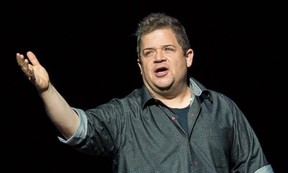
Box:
[59,77,273,173]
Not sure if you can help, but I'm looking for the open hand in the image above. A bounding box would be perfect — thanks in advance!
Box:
[16,51,50,93]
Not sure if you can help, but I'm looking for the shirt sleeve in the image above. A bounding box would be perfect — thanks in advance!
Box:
[254,164,274,173]
[230,99,273,173]
[57,107,88,146]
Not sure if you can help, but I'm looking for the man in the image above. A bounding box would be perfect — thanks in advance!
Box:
[16,12,274,173]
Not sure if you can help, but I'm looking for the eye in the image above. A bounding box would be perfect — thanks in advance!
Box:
[143,50,155,57]
[164,47,175,53]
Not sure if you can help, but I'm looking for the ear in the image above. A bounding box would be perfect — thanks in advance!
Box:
[185,48,194,68]
[137,58,143,75]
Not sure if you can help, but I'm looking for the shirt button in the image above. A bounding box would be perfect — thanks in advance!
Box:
[171,116,176,121]
[191,160,198,166]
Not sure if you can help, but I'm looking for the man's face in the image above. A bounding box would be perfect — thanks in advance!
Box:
[138,28,193,95]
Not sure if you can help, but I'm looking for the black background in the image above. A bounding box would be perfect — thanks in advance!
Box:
[3,1,286,172]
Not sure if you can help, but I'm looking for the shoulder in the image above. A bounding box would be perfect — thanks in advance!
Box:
[189,76,241,113]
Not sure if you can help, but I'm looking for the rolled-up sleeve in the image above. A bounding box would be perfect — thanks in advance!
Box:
[254,165,274,173]
[58,107,88,146]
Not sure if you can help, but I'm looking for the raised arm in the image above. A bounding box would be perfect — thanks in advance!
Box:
[16,51,79,139]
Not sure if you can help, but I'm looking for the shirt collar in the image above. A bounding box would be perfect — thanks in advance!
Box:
[140,77,208,109]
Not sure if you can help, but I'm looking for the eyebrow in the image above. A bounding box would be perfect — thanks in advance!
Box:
[142,44,175,51]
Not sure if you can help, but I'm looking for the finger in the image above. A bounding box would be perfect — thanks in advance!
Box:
[16,53,27,67]
[26,51,40,66]
[16,53,30,72]
[16,53,34,77]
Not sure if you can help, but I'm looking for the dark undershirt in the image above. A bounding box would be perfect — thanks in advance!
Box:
[170,106,190,134]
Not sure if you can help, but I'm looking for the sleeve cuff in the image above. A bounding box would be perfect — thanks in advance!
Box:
[57,107,88,146]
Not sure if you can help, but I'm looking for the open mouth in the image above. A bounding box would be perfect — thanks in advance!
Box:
[155,67,168,77]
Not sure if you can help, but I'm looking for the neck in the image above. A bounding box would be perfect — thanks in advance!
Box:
[154,86,192,108]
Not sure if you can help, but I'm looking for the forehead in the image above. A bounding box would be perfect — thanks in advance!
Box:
[141,28,179,49]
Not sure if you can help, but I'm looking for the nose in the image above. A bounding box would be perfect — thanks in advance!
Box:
[154,50,166,63]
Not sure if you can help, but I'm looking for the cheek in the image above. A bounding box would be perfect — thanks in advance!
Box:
[180,58,189,67]
[139,61,152,73]
[141,66,151,76]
